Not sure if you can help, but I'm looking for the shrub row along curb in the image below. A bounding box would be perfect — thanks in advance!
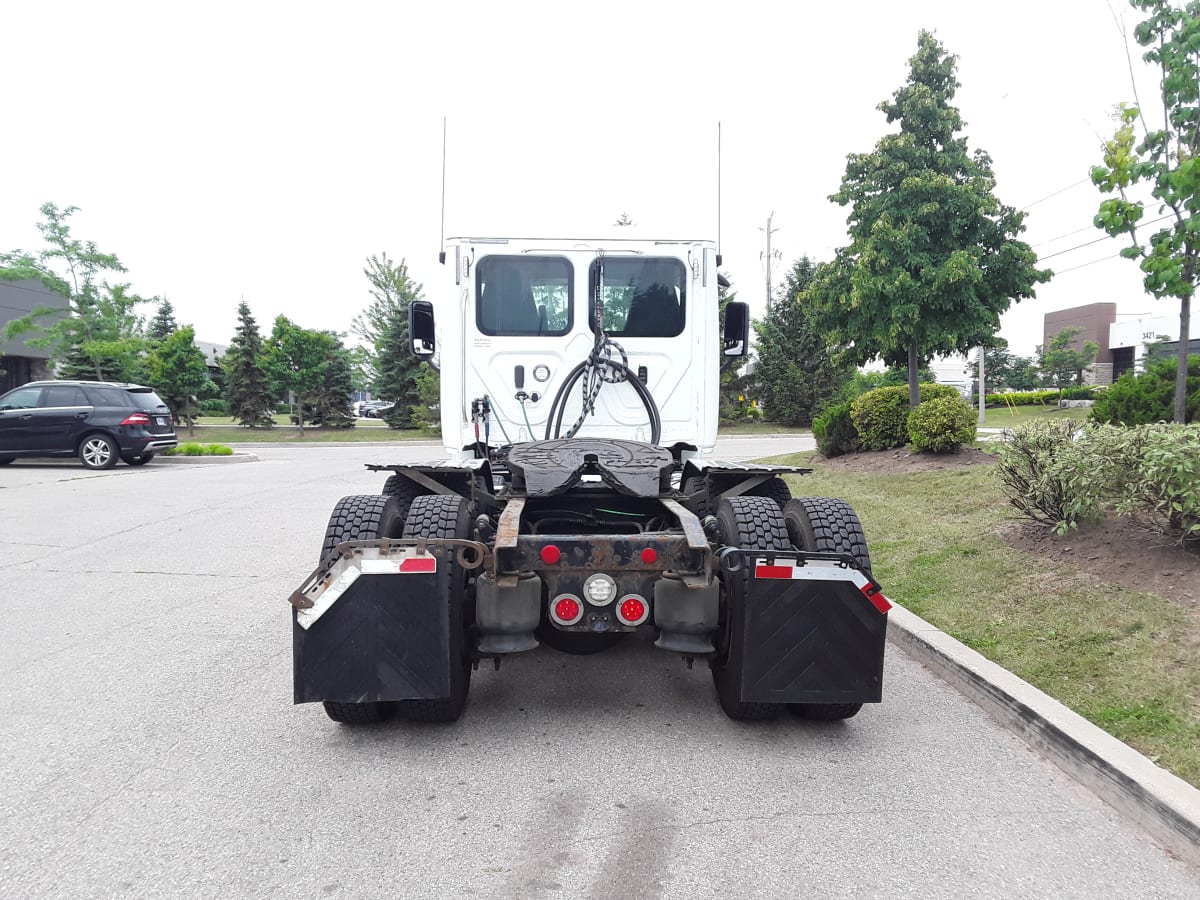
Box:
[887,602,1200,868]
[154,453,259,465]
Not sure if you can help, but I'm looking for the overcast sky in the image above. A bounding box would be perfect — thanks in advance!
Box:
[0,0,1168,360]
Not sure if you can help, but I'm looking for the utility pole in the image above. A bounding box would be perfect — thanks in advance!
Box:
[759,212,782,307]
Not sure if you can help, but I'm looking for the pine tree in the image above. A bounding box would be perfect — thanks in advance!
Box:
[147,298,178,340]
[753,257,854,426]
[306,337,355,428]
[811,32,1049,408]
[353,254,428,430]
[224,301,275,427]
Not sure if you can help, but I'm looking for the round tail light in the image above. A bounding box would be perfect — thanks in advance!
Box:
[616,594,649,626]
[550,594,583,626]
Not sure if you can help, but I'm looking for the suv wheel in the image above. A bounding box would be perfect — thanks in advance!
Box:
[79,435,119,469]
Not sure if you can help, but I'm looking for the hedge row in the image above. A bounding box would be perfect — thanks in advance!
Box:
[984,387,1094,407]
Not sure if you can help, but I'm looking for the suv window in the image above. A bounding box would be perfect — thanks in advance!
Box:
[0,386,44,410]
[84,386,134,407]
[589,257,686,337]
[476,256,572,336]
[43,385,91,407]
[128,390,170,412]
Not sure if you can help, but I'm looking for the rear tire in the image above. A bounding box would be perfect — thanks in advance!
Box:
[711,496,790,721]
[397,493,474,723]
[782,497,872,576]
[783,497,873,721]
[791,702,863,721]
[748,476,792,510]
[380,473,425,530]
[323,700,398,723]
[79,434,119,469]
[121,452,154,466]
[313,494,408,725]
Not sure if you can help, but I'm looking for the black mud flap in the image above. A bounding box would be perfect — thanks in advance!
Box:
[291,544,454,704]
[725,551,890,704]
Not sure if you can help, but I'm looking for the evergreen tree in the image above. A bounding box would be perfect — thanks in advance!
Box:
[717,275,750,422]
[353,253,428,430]
[225,301,275,427]
[753,257,854,426]
[306,336,355,428]
[811,32,1049,408]
[147,298,178,340]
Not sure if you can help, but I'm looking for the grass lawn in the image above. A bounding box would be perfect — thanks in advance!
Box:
[978,402,1092,428]
[762,451,1200,787]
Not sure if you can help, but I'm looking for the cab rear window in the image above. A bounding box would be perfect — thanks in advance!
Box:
[589,257,686,337]
[476,256,572,336]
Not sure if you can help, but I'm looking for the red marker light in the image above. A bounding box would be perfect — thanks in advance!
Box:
[641,548,657,564]
[540,545,561,564]
[553,596,581,624]
[617,596,649,626]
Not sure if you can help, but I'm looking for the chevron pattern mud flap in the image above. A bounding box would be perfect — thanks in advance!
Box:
[728,552,890,704]
[292,548,451,704]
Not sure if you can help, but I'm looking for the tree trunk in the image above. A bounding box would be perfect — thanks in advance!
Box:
[1177,293,1191,424]
[186,397,194,438]
[908,342,920,409]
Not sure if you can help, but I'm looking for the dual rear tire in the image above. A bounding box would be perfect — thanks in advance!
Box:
[711,494,872,723]
[317,492,473,725]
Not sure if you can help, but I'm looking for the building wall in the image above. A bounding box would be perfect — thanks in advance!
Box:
[1043,303,1118,365]
[1109,310,1200,373]
[0,279,68,392]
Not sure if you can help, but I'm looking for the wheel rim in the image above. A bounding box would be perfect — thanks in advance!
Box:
[82,438,113,467]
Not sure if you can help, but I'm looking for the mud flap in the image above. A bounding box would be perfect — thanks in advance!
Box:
[291,545,454,704]
[726,551,889,704]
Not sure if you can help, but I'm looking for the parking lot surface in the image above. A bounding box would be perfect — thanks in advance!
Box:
[1,440,1196,898]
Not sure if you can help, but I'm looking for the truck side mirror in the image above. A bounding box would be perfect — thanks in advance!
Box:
[409,301,436,358]
[722,301,749,357]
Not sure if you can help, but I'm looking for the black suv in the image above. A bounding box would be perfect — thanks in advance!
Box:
[0,381,178,469]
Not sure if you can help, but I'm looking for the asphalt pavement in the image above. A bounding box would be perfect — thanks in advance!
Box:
[1,438,1196,898]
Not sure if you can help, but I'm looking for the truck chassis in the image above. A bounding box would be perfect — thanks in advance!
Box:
[289,438,889,724]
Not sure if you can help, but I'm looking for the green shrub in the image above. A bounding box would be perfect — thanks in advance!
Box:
[197,398,229,417]
[984,389,1061,407]
[165,443,234,457]
[1091,355,1200,425]
[813,401,860,457]
[850,383,961,450]
[994,419,1097,534]
[1088,424,1200,544]
[907,396,977,453]
[1062,387,1095,401]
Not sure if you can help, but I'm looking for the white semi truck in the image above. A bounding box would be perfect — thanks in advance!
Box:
[288,236,890,724]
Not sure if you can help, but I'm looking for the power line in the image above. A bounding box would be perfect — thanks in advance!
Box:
[1020,178,1091,211]
[1035,213,1174,262]
[1046,254,1118,274]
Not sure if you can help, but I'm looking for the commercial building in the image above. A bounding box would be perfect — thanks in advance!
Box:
[0,279,69,393]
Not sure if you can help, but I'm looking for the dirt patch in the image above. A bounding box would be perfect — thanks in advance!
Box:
[813,446,996,474]
[1000,515,1200,612]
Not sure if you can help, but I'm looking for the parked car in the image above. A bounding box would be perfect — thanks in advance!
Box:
[358,400,395,419]
[0,381,178,469]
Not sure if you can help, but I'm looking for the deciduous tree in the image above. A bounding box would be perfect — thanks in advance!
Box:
[146,325,214,436]
[1039,327,1099,392]
[811,31,1049,408]
[263,315,336,433]
[1092,0,1200,423]
[1,203,151,381]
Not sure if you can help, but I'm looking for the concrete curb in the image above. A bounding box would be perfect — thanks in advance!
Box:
[887,603,1200,869]
[154,452,259,465]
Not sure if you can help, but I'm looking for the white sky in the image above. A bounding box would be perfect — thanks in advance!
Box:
[0,0,1168,360]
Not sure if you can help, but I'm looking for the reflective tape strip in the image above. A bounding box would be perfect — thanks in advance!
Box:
[753,559,891,615]
[398,556,436,574]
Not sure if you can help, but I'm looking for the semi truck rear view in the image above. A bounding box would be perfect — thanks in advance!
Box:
[288,237,890,724]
